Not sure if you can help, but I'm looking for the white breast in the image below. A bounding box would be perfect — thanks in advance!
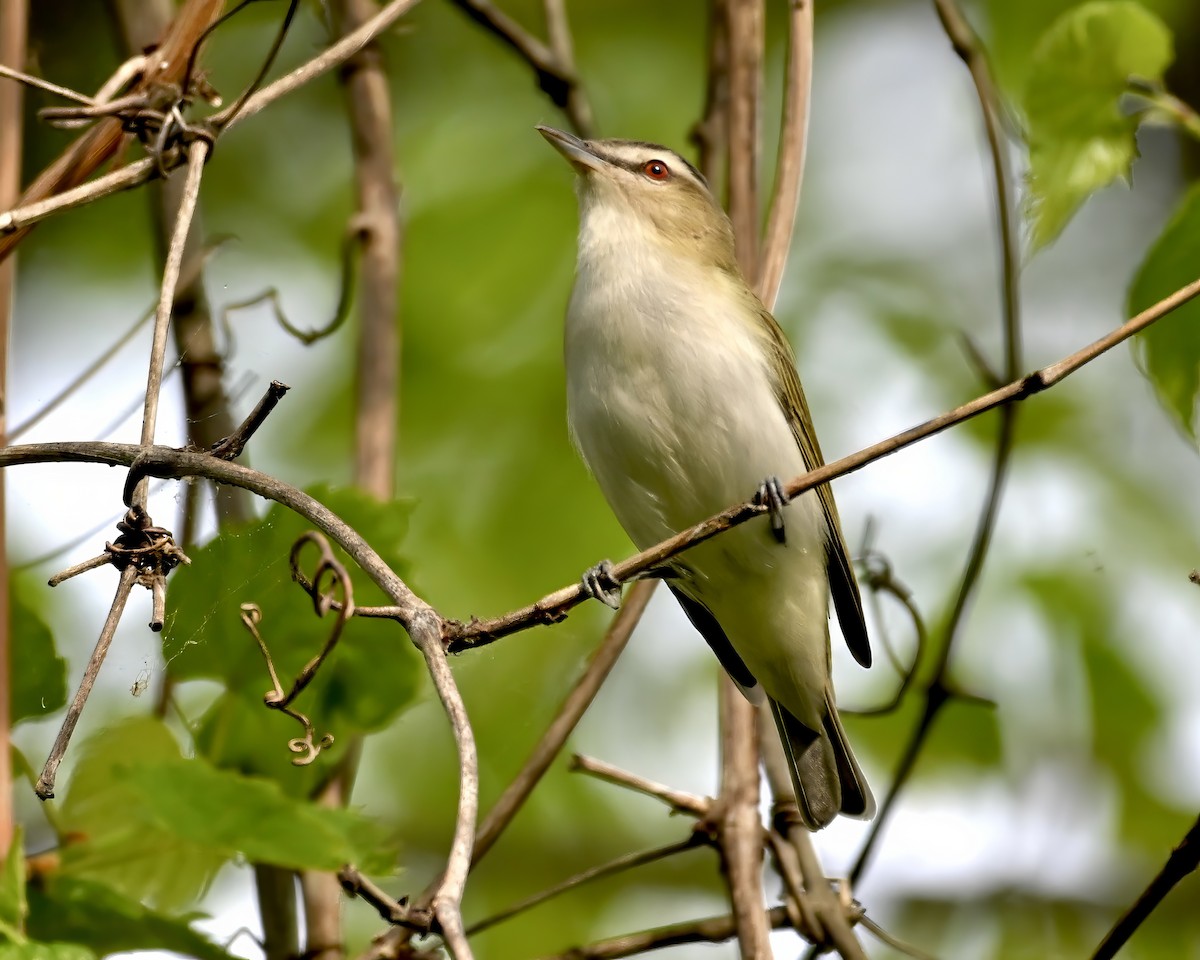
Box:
[564,201,831,722]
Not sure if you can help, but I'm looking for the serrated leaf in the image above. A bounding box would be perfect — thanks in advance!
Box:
[58,717,228,909]
[1129,182,1200,440]
[162,485,421,777]
[1023,1,1173,247]
[59,716,395,910]
[10,579,67,725]
[27,875,231,960]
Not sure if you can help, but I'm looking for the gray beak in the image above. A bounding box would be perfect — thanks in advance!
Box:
[537,125,606,174]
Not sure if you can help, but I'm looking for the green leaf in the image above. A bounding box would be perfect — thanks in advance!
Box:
[0,945,93,960]
[27,875,231,960]
[1128,182,1200,440]
[162,485,421,777]
[1023,1,1173,247]
[59,716,396,909]
[10,578,67,725]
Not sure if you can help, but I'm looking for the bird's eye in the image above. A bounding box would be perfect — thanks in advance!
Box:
[643,159,671,181]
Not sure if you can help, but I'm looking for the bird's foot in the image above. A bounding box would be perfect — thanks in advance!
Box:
[755,475,790,544]
[581,559,623,609]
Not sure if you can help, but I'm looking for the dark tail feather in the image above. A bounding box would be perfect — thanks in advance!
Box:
[770,692,875,830]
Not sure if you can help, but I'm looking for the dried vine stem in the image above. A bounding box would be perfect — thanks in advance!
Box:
[0,0,225,262]
[448,0,594,136]
[756,0,813,305]
[0,0,426,242]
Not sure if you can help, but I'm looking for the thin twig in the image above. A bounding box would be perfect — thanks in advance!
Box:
[0,62,92,105]
[0,0,28,858]
[466,835,706,936]
[534,905,791,960]
[716,677,771,957]
[541,0,594,137]
[35,565,138,798]
[0,0,425,242]
[1090,812,1200,960]
[133,137,209,510]
[858,914,941,960]
[757,0,813,305]
[570,754,710,818]
[472,579,655,867]
[8,239,224,442]
[447,0,592,135]
[210,380,290,460]
[724,0,763,275]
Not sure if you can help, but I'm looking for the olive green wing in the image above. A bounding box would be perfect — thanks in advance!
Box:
[758,305,872,669]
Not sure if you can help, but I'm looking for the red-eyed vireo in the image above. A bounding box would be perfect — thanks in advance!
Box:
[539,125,875,830]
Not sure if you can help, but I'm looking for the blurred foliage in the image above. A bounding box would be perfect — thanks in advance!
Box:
[1022,1,1173,247]
[1130,181,1200,438]
[6,0,1200,959]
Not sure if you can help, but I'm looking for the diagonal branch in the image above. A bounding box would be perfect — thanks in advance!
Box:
[1090,812,1200,960]
[444,268,1200,652]
[447,0,594,136]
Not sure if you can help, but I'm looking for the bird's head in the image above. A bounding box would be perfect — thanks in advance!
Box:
[538,125,738,274]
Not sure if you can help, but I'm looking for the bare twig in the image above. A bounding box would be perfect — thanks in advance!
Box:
[844,555,927,717]
[716,679,771,957]
[0,0,425,243]
[0,0,225,262]
[570,754,710,818]
[133,137,210,510]
[335,0,402,499]
[209,380,290,460]
[472,579,655,867]
[724,0,763,275]
[466,834,707,936]
[534,905,792,960]
[1090,812,1200,960]
[35,565,138,798]
[447,0,593,136]
[0,62,92,105]
[0,0,28,857]
[541,0,594,137]
[757,0,813,305]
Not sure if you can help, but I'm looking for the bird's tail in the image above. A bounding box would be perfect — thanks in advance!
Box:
[770,691,875,830]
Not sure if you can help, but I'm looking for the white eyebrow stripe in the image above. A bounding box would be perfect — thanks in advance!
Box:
[594,142,708,191]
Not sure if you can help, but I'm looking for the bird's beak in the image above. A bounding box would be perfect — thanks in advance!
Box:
[537,125,606,174]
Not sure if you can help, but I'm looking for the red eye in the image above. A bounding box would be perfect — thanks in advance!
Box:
[643,159,670,181]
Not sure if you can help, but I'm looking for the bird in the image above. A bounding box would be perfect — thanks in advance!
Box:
[538,124,875,829]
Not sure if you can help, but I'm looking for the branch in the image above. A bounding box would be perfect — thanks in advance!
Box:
[35,566,138,798]
[466,835,706,936]
[534,905,791,960]
[0,0,426,242]
[472,580,655,867]
[0,0,28,857]
[1090,812,1200,960]
[132,137,210,508]
[447,0,594,136]
[446,270,1200,650]
[570,754,710,818]
[756,0,813,305]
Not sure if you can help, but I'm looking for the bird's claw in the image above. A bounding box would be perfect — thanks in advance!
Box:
[582,559,623,609]
[756,475,789,544]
